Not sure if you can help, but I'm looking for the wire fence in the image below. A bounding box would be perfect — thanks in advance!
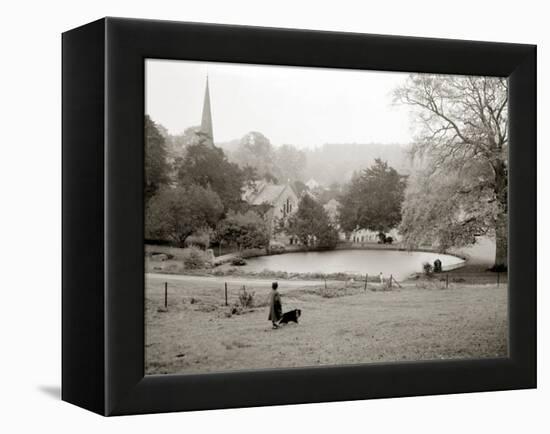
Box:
[148,269,507,311]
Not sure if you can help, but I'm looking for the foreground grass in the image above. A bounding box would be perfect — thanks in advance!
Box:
[145,276,507,375]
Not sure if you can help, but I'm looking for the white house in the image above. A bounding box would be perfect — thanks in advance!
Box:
[350,227,401,244]
[305,178,320,190]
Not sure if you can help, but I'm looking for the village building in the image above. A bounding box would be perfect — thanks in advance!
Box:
[192,76,299,246]
[243,181,300,245]
[349,227,401,244]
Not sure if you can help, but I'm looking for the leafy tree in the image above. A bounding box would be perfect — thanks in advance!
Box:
[145,115,170,202]
[145,185,223,247]
[394,75,508,269]
[175,143,244,211]
[166,126,202,160]
[229,133,307,184]
[274,144,307,182]
[286,195,339,249]
[241,165,260,192]
[215,210,270,251]
[399,169,495,252]
[338,159,406,234]
[233,132,278,179]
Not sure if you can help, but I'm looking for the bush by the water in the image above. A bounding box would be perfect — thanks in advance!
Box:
[231,256,247,266]
[377,232,394,244]
[422,261,433,276]
[182,246,211,270]
[268,242,286,254]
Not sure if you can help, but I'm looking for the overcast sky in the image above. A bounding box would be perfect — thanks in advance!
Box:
[145,59,414,149]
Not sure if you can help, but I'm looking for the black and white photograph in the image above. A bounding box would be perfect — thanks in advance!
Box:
[1,0,544,430]
[144,60,509,375]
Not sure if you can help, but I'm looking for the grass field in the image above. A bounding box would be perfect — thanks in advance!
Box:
[145,275,508,375]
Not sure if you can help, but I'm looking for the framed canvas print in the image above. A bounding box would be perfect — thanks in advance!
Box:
[62,17,536,416]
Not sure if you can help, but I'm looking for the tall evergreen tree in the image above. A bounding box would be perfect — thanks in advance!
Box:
[286,195,339,249]
[338,159,406,234]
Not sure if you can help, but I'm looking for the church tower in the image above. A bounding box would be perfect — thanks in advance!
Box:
[198,76,214,147]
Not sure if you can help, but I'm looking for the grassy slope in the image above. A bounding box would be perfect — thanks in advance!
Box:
[145,276,507,375]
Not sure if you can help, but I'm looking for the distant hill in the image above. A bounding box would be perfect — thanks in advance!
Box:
[151,115,412,187]
[302,143,412,186]
[198,135,412,187]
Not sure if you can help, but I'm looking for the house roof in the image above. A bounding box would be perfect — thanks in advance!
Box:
[250,184,287,205]
[243,182,296,206]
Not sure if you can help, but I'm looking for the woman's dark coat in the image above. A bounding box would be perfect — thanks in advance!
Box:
[268,290,282,322]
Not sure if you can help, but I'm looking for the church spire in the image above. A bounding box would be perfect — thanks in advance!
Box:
[199,76,214,147]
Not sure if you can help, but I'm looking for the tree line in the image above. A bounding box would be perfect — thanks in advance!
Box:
[145,116,341,253]
[145,115,269,252]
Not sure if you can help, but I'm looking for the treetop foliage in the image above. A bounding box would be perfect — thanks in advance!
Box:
[215,210,270,250]
[338,159,406,234]
[145,115,170,202]
[286,194,339,249]
[145,184,224,247]
[176,142,244,211]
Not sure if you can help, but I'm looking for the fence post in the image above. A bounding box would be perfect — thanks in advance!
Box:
[364,273,368,291]
[324,278,327,289]
[164,282,168,308]
[224,282,228,306]
[446,273,449,289]
[497,272,500,287]
[389,274,393,288]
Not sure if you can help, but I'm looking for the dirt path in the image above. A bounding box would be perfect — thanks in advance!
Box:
[146,272,339,287]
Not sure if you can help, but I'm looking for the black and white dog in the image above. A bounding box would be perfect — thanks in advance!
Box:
[279,309,302,325]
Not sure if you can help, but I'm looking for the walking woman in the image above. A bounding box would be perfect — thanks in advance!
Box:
[268,281,282,329]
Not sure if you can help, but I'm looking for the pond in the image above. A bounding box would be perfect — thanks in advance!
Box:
[241,249,465,281]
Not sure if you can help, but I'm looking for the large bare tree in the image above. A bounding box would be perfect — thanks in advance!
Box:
[394,74,508,269]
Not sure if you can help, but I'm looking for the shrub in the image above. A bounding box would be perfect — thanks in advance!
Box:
[268,242,286,254]
[386,236,393,244]
[422,261,433,276]
[182,246,210,270]
[318,287,340,298]
[238,286,255,308]
[216,210,270,251]
[184,231,211,250]
[231,256,247,266]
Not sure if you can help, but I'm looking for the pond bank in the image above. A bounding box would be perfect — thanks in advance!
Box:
[146,243,467,282]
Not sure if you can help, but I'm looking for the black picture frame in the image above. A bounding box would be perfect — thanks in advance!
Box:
[62,17,536,416]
